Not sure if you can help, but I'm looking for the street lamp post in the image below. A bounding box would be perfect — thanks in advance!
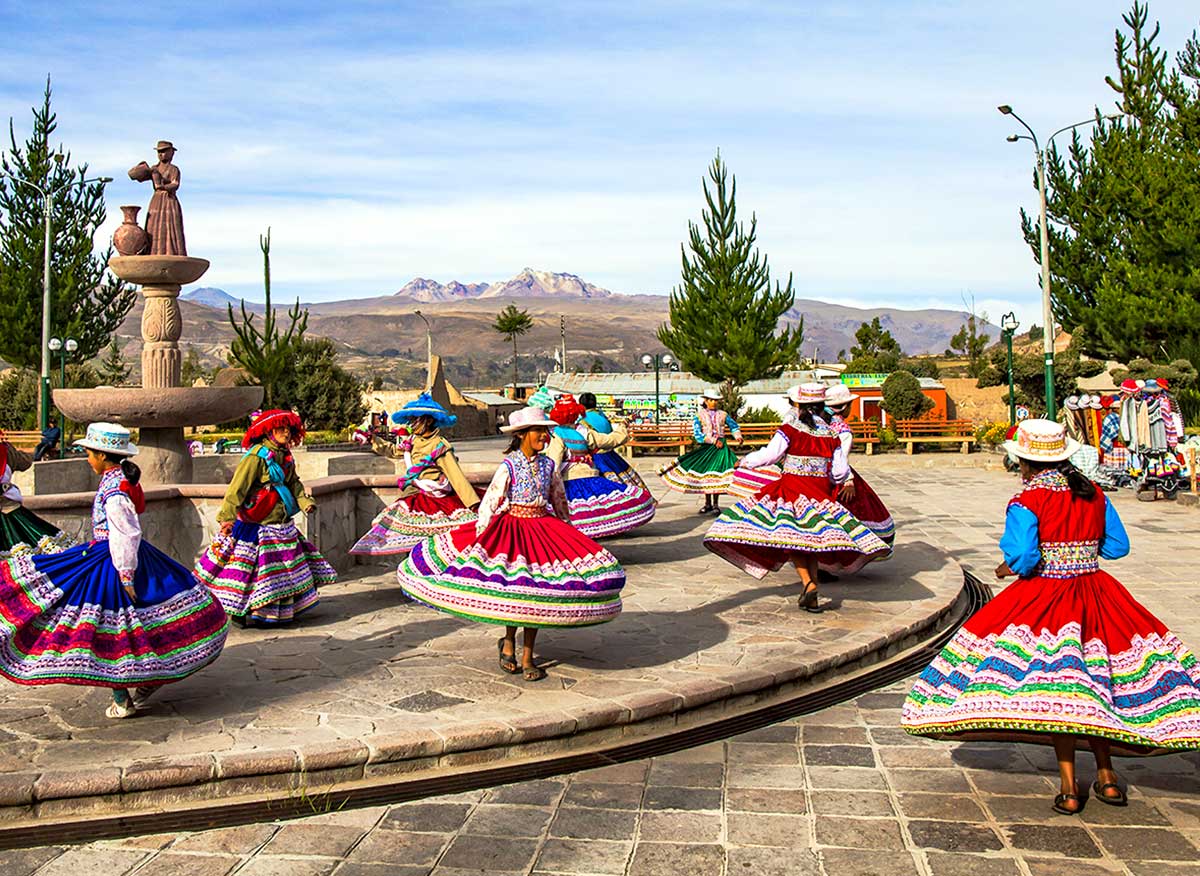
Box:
[0,167,113,431]
[997,105,1116,420]
[1000,312,1020,427]
[640,353,675,425]
[413,310,432,381]
[47,336,78,458]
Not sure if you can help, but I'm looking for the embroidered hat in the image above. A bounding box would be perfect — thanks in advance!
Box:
[549,394,586,425]
[824,384,854,406]
[1065,395,1080,411]
[1088,396,1103,410]
[74,422,138,457]
[786,383,827,405]
[1077,394,1092,408]
[242,409,305,448]
[527,385,556,411]
[701,389,722,401]
[1120,378,1139,395]
[1158,378,1170,391]
[1100,395,1115,408]
[1144,378,1162,393]
[501,406,558,434]
[391,392,457,429]
[1003,418,1080,463]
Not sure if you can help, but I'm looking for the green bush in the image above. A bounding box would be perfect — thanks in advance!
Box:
[975,421,1009,446]
[0,369,38,430]
[878,427,898,448]
[738,405,782,424]
[881,370,934,420]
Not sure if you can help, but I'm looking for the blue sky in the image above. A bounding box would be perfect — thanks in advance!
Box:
[2,1,1197,329]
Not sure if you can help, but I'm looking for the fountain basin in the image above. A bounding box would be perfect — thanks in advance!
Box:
[53,386,263,428]
[108,255,210,287]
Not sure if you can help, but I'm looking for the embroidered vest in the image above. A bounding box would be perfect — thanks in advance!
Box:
[553,425,592,462]
[503,453,554,505]
[91,467,125,540]
[1009,470,1105,578]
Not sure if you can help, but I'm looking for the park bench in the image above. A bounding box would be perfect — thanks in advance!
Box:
[846,418,881,455]
[895,418,976,454]
[623,422,693,458]
[0,431,43,451]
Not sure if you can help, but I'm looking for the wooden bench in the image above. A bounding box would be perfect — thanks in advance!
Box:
[895,418,976,454]
[623,422,694,458]
[846,419,881,455]
[1,431,43,451]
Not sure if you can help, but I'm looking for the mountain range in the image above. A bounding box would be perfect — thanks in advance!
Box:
[393,268,612,302]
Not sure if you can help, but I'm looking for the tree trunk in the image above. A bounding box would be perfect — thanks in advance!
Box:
[512,336,519,398]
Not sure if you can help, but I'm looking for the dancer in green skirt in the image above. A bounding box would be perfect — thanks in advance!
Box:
[0,437,73,559]
[659,389,743,514]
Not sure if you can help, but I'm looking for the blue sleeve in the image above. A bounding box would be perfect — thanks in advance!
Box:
[725,415,740,433]
[999,504,1041,577]
[692,416,705,443]
[1099,497,1131,560]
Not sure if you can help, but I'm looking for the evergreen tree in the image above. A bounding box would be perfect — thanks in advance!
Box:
[1022,3,1200,361]
[881,371,934,420]
[97,338,132,385]
[846,317,902,373]
[227,228,308,406]
[948,312,990,378]
[492,303,534,391]
[274,337,366,431]
[657,153,802,398]
[0,80,135,369]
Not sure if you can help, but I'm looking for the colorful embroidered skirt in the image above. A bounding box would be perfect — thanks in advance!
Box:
[565,475,656,539]
[838,468,895,546]
[592,450,650,491]
[703,476,891,578]
[660,443,738,494]
[351,491,478,556]
[902,570,1200,753]
[0,541,229,688]
[397,514,625,628]
[194,520,335,624]
[0,506,74,560]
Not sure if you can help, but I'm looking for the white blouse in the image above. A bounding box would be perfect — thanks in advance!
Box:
[105,493,142,580]
[475,459,570,534]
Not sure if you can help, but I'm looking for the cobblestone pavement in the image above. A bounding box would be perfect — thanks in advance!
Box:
[6,455,1199,874]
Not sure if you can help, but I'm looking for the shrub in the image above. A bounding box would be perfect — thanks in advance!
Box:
[880,370,934,420]
[877,427,898,448]
[975,421,1009,446]
[738,405,782,424]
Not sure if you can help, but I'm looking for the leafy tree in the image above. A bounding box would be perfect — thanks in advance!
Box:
[978,329,1105,413]
[0,80,135,374]
[1023,3,1200,361]
[657,153,803,400]
[274,337,366,431]
[846,317,902,373]
[492,303,534,391]
[97,338,131,386]
[0,369,39,429]
[1027,324,1044,342]
[180,347,209,386]
[900,357,941,379]
[1109,357,1198,387]
[227,228,308,406]
[881,370,934,420]
[948,312,990,378]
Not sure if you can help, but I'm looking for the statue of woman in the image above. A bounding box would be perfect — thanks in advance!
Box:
[129,141,186,256]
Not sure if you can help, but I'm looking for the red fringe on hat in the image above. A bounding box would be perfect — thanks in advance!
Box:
[242,409,306,448]
[549,395,585,425]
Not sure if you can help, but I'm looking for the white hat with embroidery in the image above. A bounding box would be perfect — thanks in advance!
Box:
[1003,418,1080,464]
[824,384,854,406]
[74,422,138,457]
[500,406,558,434]
[701,388,722,401]
[786,383,828,405]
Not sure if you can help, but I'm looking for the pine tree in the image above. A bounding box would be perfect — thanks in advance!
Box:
[97,338,132,385]
[1022,3,1200,361]
[0,79,135,369]
[493,303,534,392]
[226,228,308,406]
[657,153,803,399]
[847,318,902,373]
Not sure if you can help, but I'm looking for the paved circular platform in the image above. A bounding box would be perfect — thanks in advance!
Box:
[0,480,964,824]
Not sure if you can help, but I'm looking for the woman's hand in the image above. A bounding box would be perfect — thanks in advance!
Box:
[994,561,1016,579]
[220,520,234,537]
[839,481,857,502]
[123,583,137,603]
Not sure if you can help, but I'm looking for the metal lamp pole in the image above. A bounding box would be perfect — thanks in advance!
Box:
[48,337,77,458]
[1000,312,1019,426]
[997,106,1115,420]
[641,353,674,424]
[0,169,113,431]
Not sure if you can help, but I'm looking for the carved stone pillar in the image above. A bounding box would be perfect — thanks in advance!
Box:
[141,282,184,389]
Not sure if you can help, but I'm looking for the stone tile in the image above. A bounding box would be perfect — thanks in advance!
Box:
[805,766,887,791]
[802,725,870,745]
[138,854,239,876]
[461,803,554,838]
[347,831,449,866]
[561,781,644,810]
[981,794,1064,824]
[647,760,724,787]
[814,817,906,850]
[725,764,807,789]
[965,769,1055,796]
[1079,797,1171,826]
[172,824,278,854]
[437,835,539,871]
[578,761,650,784]
[906,820,1004,852]
[878,746,960,768]
[1092,826,1199,861]
[726,846,821,876]
[895,792,988,822]
[886,768,972,793]
[726,742,799,765]
[803,744,876,767]
[652,741,726,763]
[925,853,1022,876]
[642,785,723,811]
[335,866,431,876]
[484,779,566,806]
[819,847,920,875]
[1024,859,1123,876]
[260,824,364,858]
[0,846,65,876]
[638,811,722,843]
[380,802,473,833]
[1001,824,1102,858]
[535,838,633,876]
[810,790,894,817]
[550,805,638,841]
[731,725,798,744]
[628,842,725,876]
[725,787,808,814]
[237,859,340,876]
[1129,863,1200,876]
[37,848,149,876]
[726,812,810,847]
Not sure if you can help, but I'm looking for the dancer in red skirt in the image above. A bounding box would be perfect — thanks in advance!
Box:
[903,419,1200,815]
[823,385,894,547]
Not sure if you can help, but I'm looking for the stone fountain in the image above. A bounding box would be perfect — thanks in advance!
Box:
[53,142,262,484]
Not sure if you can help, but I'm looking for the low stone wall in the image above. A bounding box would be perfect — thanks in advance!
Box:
[24,465,495,573]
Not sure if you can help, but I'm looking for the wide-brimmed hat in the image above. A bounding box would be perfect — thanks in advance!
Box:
[391,392,457,429]
[1100,395,1115,409]
[1158,378,1170,391]
[527,385,556,411]
[242,409,305,448]
[1119,378,1139,395]
[74,422,138,457]
[1088,396,1103,410]
[701,389,722,401]
[155,140,175,152]
[1144,378,1162,393]
[824,384,854,407]
[1078,394,1092,408]
[1064,395,1080,411]
[549,394,585,425]
[1003,418,1080,463]
[501,407,557,434]
[786,383,827,405]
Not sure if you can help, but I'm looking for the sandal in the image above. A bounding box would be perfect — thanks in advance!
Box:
[1092,781,1127,807]
[797,582,822,613]
[1052,785,1086,815]
[131,686,158,706]
[522,663,547,682]
[497,638,519,674]
[106,700,136,720]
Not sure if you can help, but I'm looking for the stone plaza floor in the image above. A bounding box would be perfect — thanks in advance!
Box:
[3,454,1199,875]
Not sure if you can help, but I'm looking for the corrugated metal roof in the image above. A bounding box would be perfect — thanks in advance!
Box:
[544,370,941,395]
[463,391,522,407]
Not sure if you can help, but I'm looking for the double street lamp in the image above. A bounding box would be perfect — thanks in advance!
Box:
[1000,312,1020,427]
[0,165,113,432]
[997,105,1117,420]
[640,353,676,425]
[48,337,77,458]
